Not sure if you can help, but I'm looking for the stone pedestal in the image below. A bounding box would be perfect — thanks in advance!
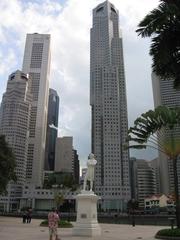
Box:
[72,191,101,236]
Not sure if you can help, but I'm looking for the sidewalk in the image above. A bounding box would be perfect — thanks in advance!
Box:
[0,216,167,240]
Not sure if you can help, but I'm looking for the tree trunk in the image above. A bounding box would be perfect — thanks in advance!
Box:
[173,157,180,228]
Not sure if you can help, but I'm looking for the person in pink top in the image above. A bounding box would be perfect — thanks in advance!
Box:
[48,208,60,240]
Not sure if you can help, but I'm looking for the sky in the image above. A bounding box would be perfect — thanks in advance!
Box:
[0,0,160,168]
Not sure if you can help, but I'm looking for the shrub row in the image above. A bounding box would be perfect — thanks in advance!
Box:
[40,219,73,228]
[156,228,180,239]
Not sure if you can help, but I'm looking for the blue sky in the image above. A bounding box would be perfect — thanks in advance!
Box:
[0,0,160,167]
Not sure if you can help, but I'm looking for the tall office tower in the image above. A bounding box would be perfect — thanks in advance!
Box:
[54,137,79,182]
[148,158,161,194]
[90,1,131,211]
[22,33,51,186]
[72,149,80,184]
[129,157,136,199]
[152,73,180,194]
[130,158,157,208]
[0,70,32,184]
[44,88,59,171]
[55,137,73,173]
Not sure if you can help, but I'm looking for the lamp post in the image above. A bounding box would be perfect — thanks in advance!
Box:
[68,199,71,222]
[131,199,135,227]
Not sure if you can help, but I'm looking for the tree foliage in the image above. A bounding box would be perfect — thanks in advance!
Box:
[54,192,64,208]
[43,172,78,191]
[136,0,180,88]
[127,199,139,212]
[126,105,180,158]
[126,106,180,228]
[0,135,16,194]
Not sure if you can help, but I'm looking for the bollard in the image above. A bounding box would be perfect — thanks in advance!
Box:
[132,213,135,227]
[168,217,175,230]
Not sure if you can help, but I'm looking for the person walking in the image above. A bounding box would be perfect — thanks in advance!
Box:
[26,209,32,223]
[48,208,60,240]
[22,211,27,223]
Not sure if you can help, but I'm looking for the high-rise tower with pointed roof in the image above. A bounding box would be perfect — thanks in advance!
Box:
[90,1,131,211]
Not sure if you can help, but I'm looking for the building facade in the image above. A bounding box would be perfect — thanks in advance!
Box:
[0,70,32,211]
[22,33,51,187]
[130,158,157,208]
[90,1,130,211]
[55,137,79,183]
[20,183,77,211]
[152,73,180,194]
[0,70,32,185]
[44,88,59,171]
[72,149,80,184]
[55,137,73,173]
[144,194,175,213]
[148,158,160,194]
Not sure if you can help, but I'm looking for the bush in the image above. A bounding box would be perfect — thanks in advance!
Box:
[156,228,180,238]
[40,219,73,228]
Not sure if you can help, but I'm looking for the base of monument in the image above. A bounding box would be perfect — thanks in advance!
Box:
[73,222,101,236]
[72,191,101,237]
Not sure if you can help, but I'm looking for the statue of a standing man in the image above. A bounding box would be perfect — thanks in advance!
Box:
[83,153,97,192]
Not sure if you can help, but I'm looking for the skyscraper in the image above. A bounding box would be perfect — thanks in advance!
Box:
[55,136,73,173]
[152,73,180,194]
[44,88,59,171]
[0,70,32,212]
[90,1,130,211]
[22,33,51,186]
[130,158,157,208]
[72,149,80,184]
[149,158,160,194]
[0,70,32,185]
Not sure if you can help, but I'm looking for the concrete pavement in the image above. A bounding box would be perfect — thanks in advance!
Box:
[0,216,168,240]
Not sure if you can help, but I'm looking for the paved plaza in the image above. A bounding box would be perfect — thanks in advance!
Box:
[0,216,167,240]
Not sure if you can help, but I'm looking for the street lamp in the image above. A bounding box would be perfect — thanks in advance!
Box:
[68,199,71,222]
[131,199,136,227]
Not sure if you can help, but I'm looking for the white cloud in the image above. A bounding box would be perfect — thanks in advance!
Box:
[0,49,16,75]
[0,0,160,166]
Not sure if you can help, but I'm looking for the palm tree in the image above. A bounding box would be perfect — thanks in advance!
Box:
[136,0,180,88]
[0,135,16,194]
[126,106,180,228]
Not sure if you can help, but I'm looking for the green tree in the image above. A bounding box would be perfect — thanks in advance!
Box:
[136,0,180,88]
[127,199,139,213]
[54,192,64,209]
[126,106,180,227]
[0,135,16,194]
[44,172,78,191]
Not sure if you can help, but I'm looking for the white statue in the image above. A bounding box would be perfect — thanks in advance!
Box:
[83,153,97,192]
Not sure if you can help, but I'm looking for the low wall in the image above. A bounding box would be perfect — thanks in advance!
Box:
[0,212,175,227]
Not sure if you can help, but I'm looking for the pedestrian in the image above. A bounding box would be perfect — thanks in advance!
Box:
[26,209,32,223]
[22,211,27,223]
[48,208,60,240]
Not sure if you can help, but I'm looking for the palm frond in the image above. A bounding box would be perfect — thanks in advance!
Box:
[127,106,180,157]
[136,0,180,87]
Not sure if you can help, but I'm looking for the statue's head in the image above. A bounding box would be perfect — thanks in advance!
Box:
[88,153,95,159]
